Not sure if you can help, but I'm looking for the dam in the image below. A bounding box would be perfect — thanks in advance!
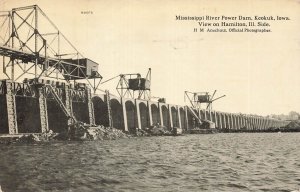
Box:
[0,79,288,135]
[0,5,288,136]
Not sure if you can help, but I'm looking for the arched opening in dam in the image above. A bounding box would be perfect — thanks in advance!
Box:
[110,99,124,131]
[179,107,185,130]
[216,112,222,128]
[72,101,89,123]
[47,99,68,133]
[151,104,159,125]
[211,112,216,124]
[187,110,195,129]
[225,114,230,129]
[161,105,169,127]
[206,111,211,121]
[200,110,205,120]
[221,113,226,129]
[15,97,41,133]
[171,106,178,127]
[125,100,136,133]
[92,96,108,126]
[0,95,8,133]
[139,102,148,129]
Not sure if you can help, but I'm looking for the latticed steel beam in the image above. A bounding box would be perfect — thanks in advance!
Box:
[0,5,102,88]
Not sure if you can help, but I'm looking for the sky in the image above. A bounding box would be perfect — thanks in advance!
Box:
[0,0,300,116]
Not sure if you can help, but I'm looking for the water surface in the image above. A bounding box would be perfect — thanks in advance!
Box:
[0,133,299,192]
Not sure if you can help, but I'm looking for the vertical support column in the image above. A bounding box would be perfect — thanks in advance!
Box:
[229,114,233,130]
[259,118,263,131]
[255,117,258,130]
[121,98,128,132]
[65,85,73,125]
[206,111,210,121]
[236,115,240,130]
[86,88,95,125]
[198,108,201,120]
[135,100,141,129]
[214,111,218,128]
[185,106,189,130]
[177,107,182,129]
[245,116,250,130]
[6,81,18,134]
[148,101,153,126]
[168,105,173,128]
[39,87,48,133]
[223,113,227,129]
[11,11,15,81]
[204,109,207,120]
[159,103,164,126]
[232,114,236,130]
[34,5,38,78]
[218,112,223,129]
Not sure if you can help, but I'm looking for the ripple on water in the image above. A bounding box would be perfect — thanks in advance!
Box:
[0,133,299,192]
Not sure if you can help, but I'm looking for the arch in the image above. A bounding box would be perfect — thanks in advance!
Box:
[171,106,178,127]
[16,97,41,133]
[47,99,68,133]
[0,95,8,133]
[225,114,230,129]
[110,99,124,130]
[211,111,216,123]
[206,111,211,120]
[161,105,169,127]
[221,113,226,129]
[72,101,89,123]
[216,112,222,129]
[92,96,108,126]
[179,107,185,130]
[200,110,205,120]
[151,104,159,125]
[187,109,195,129]
[139,102,148,129]
[125,100,136,133]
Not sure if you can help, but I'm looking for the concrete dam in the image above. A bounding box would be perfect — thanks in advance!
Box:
[0,79,288,135]
[0,5,288,136]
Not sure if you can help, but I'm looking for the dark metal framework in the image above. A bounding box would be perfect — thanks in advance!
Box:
[0,5,102,91]
[101,68,151,100]
[184,90,226,110]
[0,80,35,97]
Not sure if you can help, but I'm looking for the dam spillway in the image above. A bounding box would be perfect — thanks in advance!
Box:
[0,79,288,135]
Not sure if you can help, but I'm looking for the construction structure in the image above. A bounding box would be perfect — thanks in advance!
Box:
[101,68,151,100]
[184,90,226,110]
[0,5,289,136]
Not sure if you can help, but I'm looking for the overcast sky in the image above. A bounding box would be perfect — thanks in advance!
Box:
[1,0,300,116]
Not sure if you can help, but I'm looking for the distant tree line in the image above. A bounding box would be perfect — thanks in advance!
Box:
[268,111,300,121]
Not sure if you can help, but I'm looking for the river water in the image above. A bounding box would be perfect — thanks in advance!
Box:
[0,133,299,192]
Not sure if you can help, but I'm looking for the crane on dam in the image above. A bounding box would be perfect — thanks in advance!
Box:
[100,68,151,100]
[184,90,226,111]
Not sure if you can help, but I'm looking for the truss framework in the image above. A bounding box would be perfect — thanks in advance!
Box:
[0,5,102,92]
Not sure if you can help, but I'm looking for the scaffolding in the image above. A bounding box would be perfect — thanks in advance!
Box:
[0,5,102,92]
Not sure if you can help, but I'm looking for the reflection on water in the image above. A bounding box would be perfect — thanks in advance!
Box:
[0,133,299,192]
